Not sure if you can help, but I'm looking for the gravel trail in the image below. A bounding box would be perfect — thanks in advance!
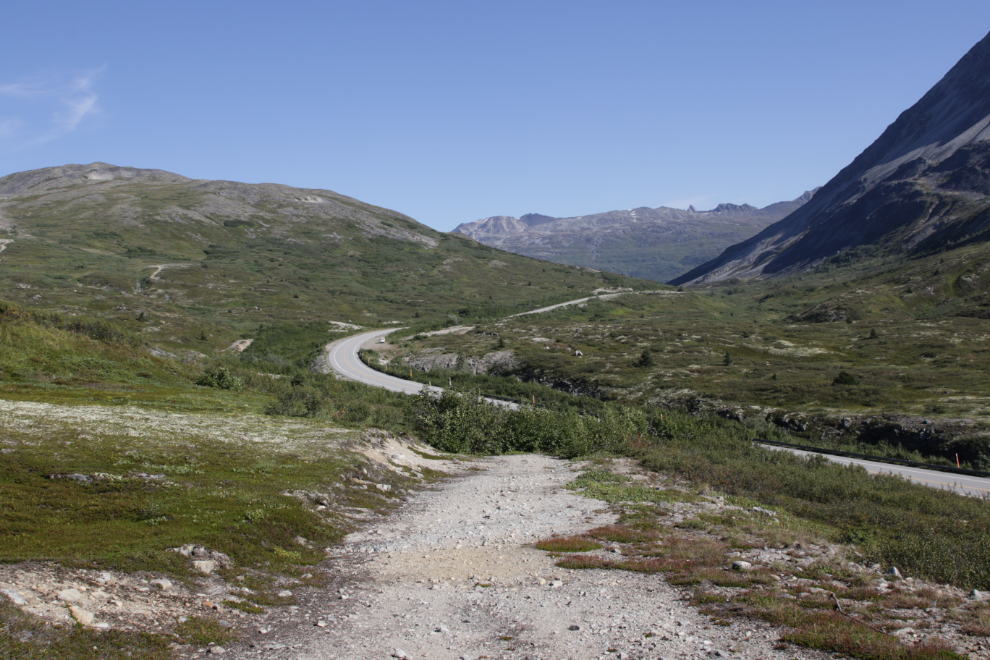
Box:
[243,455,831,660]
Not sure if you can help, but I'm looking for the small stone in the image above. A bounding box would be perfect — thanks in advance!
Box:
[568,625,581,631]
[893,627,914,637]
[393,649,409,659]
[207,646,226,655]
[57,588,83,603]
[732,561,752,571]
[550,580,563,588]
[971,589,987,601]
[885,567,902,579]
[278,590,293,598]
[1,589,26,606]
[69,606,94,626]
[150,579,172,591]
[316,621,327,628]
[217,620,233,629]
[436,625,450,633]
[192,560,216,575]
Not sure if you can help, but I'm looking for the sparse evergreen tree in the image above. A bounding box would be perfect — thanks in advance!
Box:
[635,348,654,368]
[723,352,733,366]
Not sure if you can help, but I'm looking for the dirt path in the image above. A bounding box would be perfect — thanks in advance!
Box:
[145,263,192,280]
[232,455,829,660]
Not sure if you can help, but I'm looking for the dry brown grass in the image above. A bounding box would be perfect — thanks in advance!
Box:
[587,525,658,544]
[534,536,603,553]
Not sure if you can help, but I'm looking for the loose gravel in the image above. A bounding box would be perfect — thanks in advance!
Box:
[233,455,831,660]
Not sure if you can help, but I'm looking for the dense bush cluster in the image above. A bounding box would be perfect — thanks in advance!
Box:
[196,366,244,391]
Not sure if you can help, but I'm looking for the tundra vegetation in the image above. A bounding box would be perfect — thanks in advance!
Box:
[386,240,990,469]
[2,167,990,657]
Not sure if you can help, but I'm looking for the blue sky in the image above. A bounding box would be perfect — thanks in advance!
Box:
[3,2,990,231]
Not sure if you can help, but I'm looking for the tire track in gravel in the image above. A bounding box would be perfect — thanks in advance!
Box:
[234,455,832,660]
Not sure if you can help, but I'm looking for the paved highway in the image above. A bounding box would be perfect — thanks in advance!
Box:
[323,328,517,408]
[325,329,990,498]
[760,444,990,498]
[324,328,435,395]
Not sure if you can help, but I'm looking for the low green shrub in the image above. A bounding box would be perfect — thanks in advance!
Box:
[197,366,244,391]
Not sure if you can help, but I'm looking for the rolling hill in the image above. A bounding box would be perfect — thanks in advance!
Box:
[0,162,659,354]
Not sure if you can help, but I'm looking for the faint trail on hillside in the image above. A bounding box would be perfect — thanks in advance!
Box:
[144,263,193,280]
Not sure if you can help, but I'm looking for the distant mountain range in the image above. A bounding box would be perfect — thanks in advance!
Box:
[452,192,817,282]
[673,29,990,285]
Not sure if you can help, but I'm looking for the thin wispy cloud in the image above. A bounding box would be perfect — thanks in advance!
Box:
[0,66,105,148]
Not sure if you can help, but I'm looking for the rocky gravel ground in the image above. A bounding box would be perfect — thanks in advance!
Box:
[216,455,833,660]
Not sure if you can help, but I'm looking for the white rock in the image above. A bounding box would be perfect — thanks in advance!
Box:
[893,627,914,637]
[69,606,95,626]
[731,561,752,571]
[278,590,292,598]
[885,567,902,579]
[57,588,83,602]
[550,580,563,588]
[1,589,26,606]
[393,649,409,659]
[192,560,216,575]
[150,579,172,591]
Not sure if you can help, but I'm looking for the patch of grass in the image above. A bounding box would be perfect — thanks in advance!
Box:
[783,615,962,660]
[555,554,617,571]
[534,536,603,552]
[587,525,657,544]
[223,599,265,614]
[0,406,410,577]
[0,600,172,660]
[175,616,239,646]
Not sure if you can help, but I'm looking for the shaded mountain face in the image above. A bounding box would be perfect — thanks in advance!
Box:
[0,163,636,331]
[452,192,815,282]
[672,30,990,286]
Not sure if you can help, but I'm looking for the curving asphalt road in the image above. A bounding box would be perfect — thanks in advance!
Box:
[324,328,990,498]
[324,328,433,395]
[323,328,517,408]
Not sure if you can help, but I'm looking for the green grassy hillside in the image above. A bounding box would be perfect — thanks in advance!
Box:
[0,163,659,357]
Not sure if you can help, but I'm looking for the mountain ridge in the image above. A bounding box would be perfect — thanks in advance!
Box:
[672,30,990,286]
[452,192,817,282]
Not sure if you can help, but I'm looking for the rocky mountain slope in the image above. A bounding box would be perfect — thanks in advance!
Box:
[0,163,656,352]
[452,193,815,282]
[672,29,990,286]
